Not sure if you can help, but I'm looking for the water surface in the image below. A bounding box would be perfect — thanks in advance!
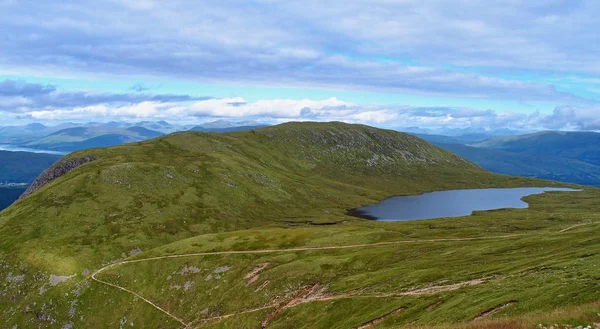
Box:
[353,187,579,222]
[0,144,66,155]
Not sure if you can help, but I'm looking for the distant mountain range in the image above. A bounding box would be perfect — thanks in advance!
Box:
[472,131,600,165]
[0,150,61,184]
[190,124,269,133]
[414,130,600,186]
[24,126,165,152]
[399,126,527,143]
[0,120,271,152]
[3,120,600,187]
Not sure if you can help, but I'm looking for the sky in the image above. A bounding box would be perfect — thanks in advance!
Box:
[1,0,600,131]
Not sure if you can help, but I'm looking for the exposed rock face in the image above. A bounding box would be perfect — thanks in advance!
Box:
[19,156,97,200]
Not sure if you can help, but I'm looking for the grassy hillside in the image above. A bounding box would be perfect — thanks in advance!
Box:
[0,122,594,329]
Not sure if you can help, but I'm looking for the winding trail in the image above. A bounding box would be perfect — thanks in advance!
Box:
[559,221,598,233]
[89,223,598,328]
[91,265,190,328]
[90,234,521,328]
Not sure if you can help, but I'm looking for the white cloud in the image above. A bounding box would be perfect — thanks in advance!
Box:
[2,79,599,131]
[182,97,351,118]
[0,1,598,103]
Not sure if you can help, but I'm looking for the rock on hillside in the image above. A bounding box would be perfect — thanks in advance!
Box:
[18,155,97,200]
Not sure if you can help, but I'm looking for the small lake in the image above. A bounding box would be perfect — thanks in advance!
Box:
[0,144,66,155]
[352,187,580,222]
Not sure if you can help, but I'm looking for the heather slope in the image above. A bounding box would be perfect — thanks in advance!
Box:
[0,122,586,329]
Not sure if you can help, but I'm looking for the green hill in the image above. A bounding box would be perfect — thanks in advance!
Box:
[0,150,61,183]
[0,122,597,329]
[435,143,600,186]
[473,131,600,166]
[24,126,164,152]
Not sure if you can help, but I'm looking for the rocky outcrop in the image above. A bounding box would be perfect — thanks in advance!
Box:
[18,156,97,200]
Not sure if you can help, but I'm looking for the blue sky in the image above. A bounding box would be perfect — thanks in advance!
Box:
[1,0,599,131]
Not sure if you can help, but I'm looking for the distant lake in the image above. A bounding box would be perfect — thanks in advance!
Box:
[351,187,580,222]
[0,187,26,211]
[0,144,66,155]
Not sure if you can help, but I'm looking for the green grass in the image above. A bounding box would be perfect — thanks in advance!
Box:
[93,188,600,328]
[0,122,595,328]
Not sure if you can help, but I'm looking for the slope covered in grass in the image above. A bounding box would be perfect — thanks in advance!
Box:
[0,122,588,329]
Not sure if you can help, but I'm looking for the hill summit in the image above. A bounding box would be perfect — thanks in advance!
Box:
[0,122,554,328]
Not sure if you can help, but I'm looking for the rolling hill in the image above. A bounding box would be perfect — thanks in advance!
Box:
[0,122,597,329]
[189,120,269,133]
[23,126,164,152]
[434,143,600,186]
[0,150,62,211]
[0,150,61,183]
[189,125,270,133]
[0,187,27,211]
[473,131,600,165]
[413,131,600,187]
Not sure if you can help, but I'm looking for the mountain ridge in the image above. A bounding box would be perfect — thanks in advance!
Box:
[0,122,587,329]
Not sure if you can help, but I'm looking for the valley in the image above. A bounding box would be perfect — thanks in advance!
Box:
[0,186,27,211]
[3,2,599,328]
[1,122,598,328]
[415,131,600,187]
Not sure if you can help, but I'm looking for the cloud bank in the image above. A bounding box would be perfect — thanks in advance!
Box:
[1,1,599,103]
[2,80,599,132]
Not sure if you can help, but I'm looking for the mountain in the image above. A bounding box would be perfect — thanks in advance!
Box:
[197,119,264,129]
[23,126,164,152]
[410,133,462,144]
[473,131,600,165]
[189,124,269,133]
[399,127,526,142]
[435,142,600,186]
[0,121,265,150]
[190,120,269,132]
[0,150,61,183]
[0,186,27,212]
[1,122,596,328]
[132,120,185,133]
[0,150,61,211]
[414,131,600,186]
[0,123,63,143]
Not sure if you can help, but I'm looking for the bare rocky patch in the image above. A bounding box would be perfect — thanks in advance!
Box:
[49,274,75,286]
[19,155,97,199]
[245,263,269,285]
[473,300,518,321]
[354,306,406,329]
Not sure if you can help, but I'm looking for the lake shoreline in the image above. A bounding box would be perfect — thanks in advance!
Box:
[345,207,378,221]
[347,187,581,222]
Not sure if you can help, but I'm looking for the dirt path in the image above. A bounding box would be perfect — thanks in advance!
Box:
[107,234,523,268]
[89,226,590,329]
[91,265,190,328]
[195,277,496,328]
[559,221,598,233]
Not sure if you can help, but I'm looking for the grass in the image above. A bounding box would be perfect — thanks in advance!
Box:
[93,196,600,328]
[0,122,596,328]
